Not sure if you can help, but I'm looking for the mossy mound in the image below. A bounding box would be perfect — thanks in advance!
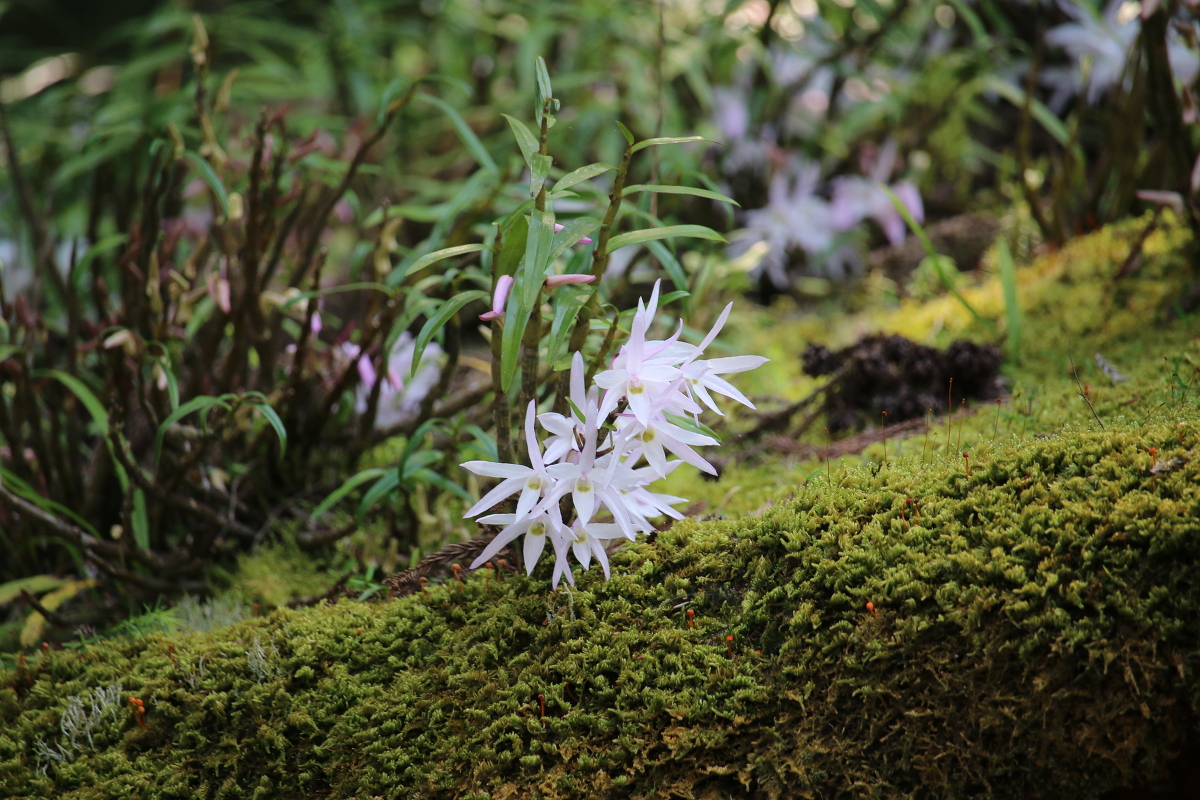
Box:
[2,410,1199,798]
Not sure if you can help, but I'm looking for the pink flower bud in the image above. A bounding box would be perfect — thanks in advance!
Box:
[544,274,597,287]
[479,275,514,321]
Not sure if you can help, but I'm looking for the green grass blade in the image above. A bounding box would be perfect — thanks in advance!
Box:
[183,151,231,218]
[607,224,726,252]
[310,468,388,520]
[413,290,489,378]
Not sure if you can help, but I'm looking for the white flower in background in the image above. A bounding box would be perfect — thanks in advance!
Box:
[466,281,767,584]
[1039,0,1199,111]
[729,158,844,288]
[830,139,924,247]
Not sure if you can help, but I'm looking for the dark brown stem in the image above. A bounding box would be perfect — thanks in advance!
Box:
[109,426,258,540]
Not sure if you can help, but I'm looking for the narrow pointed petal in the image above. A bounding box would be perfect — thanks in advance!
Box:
[524,401,544,472]
[704,374,756,408]
[470,520,528,568]
[687,302,732,362]
[592,538,611,579]
[573,481,596,524]
[461,461,531,479]
[705,355,769,374]
[523,530,547,574]
[464,476,525,518]
[572,536,592,568]
[661,437,717,475]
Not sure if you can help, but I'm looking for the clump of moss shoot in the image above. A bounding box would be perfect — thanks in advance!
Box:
[2,219,1199,798]
[2,409,1198,798]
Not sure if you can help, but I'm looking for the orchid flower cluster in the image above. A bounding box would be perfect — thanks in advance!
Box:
[464,282,766,586]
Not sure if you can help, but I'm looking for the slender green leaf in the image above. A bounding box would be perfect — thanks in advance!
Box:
[36,370,109,434]
[607,225,726,252]
[145,346,180,411]
[155,395,232,463]
[529,152,553,197]
[185,297,215,340]
[357,469,402,523]
[644,239,690,296]
[665,412,720,442]
[377,77,411,123]
[462,424,497,462]
[503,114,539,168]
[949,0,991,45]
[547,283,594,367]
[401,418,448,467]
[547,217,601,264]
[495,215,529,279]
[310,468,388,520]
[242,394,288,456]
[630,135,713,154]
[616,121,635,146]
[413,289,489,378]
[882,186,988,326]
[551,163,614,196]
[985,77,1070,146]
[396,244,488,284]
[501,210,555,391]
[622,184,739,206]
[406,468,473,502]
[363,203,449,227]
[73,234,127,289]
[401,450,444,474]
[393,170,496,280]
[183,151,230,217]
[0,467,99,537]
[534,56,557,127]
[415,93,498,174]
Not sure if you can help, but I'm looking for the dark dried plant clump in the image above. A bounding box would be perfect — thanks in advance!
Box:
[803,334,1004,432]
[0,29,480,626]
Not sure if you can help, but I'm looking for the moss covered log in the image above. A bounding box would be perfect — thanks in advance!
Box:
[3,409,1199,798]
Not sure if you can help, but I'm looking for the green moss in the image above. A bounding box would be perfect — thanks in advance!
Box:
[2,221,1198,798]
[2,406,1198,798]
[216,541,338,609]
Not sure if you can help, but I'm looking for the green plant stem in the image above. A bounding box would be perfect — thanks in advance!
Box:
[555,138,635,412]
[518,107,554,445]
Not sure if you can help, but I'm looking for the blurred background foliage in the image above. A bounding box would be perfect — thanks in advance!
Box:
[1,0,1198,652]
